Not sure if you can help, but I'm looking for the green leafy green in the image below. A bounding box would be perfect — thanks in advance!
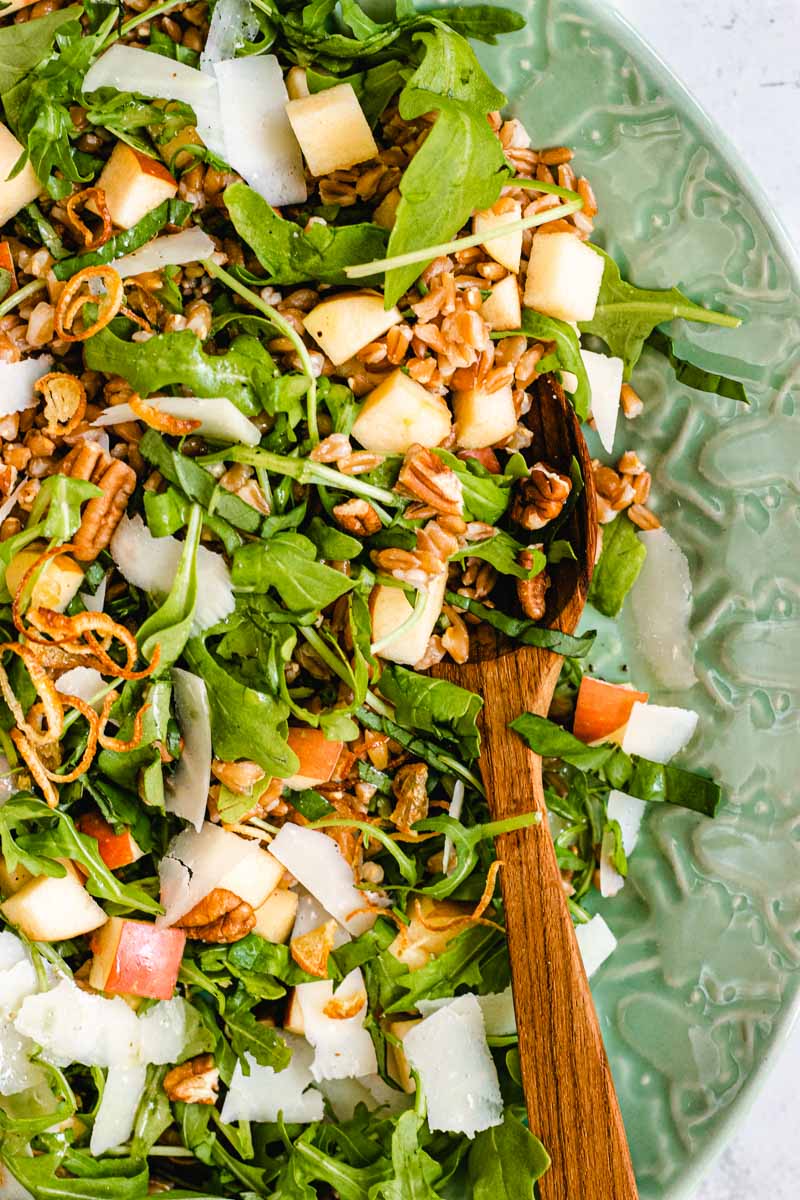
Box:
[137,503,202,667]
[580,246,741,378]
[52,198,192,280]
[433,449,513,524]
[231,533,355,613]
[587,512,647,617]
[0,1150,149,1199]
[225,1006,293,1072]
[377,664,483,760]
[0,5,80,93]
[306,515,363,561]
[496,310,591,419]
[647,329,749,403]
[445,591,596,657]
[307,59,406,125]
[450,531,546,580]
[371,1110,443,1199]
[139,430,263,533]
[225,181,389,286]
[27,473,102,542]
[468,1114,550,1199]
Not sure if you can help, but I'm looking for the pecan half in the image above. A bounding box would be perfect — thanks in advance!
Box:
[177,888,255,943]
[510,462,571,531]
[333,497,381,536]
[390,762,429,830]
[163,1055,219,1105]
[517,553,550,620]
[397,444,463,516]
[69,453,136,563]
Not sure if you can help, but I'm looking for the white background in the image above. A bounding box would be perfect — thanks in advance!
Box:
[611,3,800,1198]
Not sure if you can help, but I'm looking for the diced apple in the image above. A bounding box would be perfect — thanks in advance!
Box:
[0,123,40,226]
[0,0,38,12]
[253,888,298,944]
[473,200,522,273]
[388,896,471,970]
[621,701,698,764]
[352,369,452,454]
[1,871,106,942]
[303,293,402,367]
[582,349,623,453]
[154,122,204,174]
[523,232,604,323]
[0,856,32,896]
[96,142,178,230]
[284,987,305,1035]
[283,727,343,790]
[218,846,285,910]
[573,677,648,745]
[76,811,143,872]
[370,572,447,667]
[453,384,517,449]
[285,67,309,100]
[385,1018,419,1093]
[5,545,84,613]
[480,274,521,332]
[286,84,377,177]
[89,917,185,1000]
[0,242,17,292]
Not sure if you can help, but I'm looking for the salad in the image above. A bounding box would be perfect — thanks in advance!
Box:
[0,1,746,1196]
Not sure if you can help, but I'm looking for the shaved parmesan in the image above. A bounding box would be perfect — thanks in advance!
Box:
[55,667,106,712]
[317,1074,410,1120]
[417,987,516,1037]
[220,1035,324,1124]
[158,821,262,926]
[83,46,225,158]
[582,349,623,453]
[214,55,307,206]
[292,890,351,949]
[621,700,698,764]
[574,913,617,978]
[200,0,258,73]
[0,1022,43,1096]
[0,934,42,1096]
[270,825,376,936]
[167,669,211,830]
[297,968,377,1081]
[112,228,216,279]
[599,789,648,898]
[91,1065,147,1156]
[403,994,502,1137]
[442,779,464,874]
[80,569,108,614]
[0,356,53,417]
[630,527,697,690]
[110,514,234,633]
[94,396,260,446]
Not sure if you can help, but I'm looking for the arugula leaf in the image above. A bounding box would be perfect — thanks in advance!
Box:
[130,1066,172,1161]
[433,449,513,524]
[382,924,507,1014]
[231,533,355,613]
[15,201,69,259]
[306,515,363,561]
[307,59,406,125]
[445,592,596,658]
[647,329,749,403]
[371,1110,444,1200]
[27,474,102,542]
[288,788,336,821]
[450,531,545,580]
[226,181,388,286]
[85,327,275,417]
[184,635,298,778]
[377,664,482,760]
[587,513,647,617]
[0,1151,149,1199]
[496,310,591,419]
[138,503,201,667]
[468,1113,550,1199]
[384,26,509,305]
[358,705,480,791]
[580,246,741,378]
[53,198,192,280]
[97,680,172,809]
[0,5,80,93]
[509,714,615,772]
[427,5,526,43]
[225,1005,293,1072]
[138,430,262,532]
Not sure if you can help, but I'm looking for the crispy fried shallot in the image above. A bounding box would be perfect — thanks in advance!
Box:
[64,187,113,252]
[129,394,201,436]
[34,373,87,437]
[54,265,124,342]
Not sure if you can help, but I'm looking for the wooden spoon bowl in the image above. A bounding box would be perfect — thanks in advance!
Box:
[432,377,637,1199]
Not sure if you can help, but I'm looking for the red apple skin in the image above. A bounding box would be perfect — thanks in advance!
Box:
[131,146,177,186]
[458,447,501,474]
[77,811,142,871]
[284,727,343,789]
[92,918,186,1001]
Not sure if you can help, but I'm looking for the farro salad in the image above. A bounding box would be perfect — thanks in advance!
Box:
[0,1,747,1196]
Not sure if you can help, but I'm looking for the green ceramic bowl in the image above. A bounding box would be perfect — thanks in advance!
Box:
[460,1,800,1196]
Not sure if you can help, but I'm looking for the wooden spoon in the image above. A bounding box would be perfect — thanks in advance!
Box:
[432,377,637,1199]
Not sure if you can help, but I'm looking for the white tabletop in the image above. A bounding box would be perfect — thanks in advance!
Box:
[610,3,800,1198]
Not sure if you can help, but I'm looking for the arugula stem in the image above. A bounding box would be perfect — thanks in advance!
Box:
[201,444,401,507]
[480,811,542,839]
[202,259,319,444]
[105,0,187,46]
[0,279,45,318]
[309,816,418,884]
[510,176,584,201]
[344,199,584,280]
[370,587,427,655]
[298,625,351,687]
[593,300,740,329]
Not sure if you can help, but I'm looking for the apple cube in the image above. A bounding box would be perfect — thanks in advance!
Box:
[303,292,402,366]
[77,811,143,872]
[283,727,343,790]
[253,888,298,943]
[218,846,285,910]
[284,987,305,1035]
[89,918,185,1000]
[453,384,517,449]
[352,369,452,454]
[370,572,447,666]
[0,123,40,226]
[473,200,522,273]
[480,274,522,332]
[389,896,471,970]
[286,84,377,177]
[523,232,604,323]
[0,856,32,896]
[582,349,623,453]
[385,1017,420,1093]
[96,142,178,230]
[1,871,106,942]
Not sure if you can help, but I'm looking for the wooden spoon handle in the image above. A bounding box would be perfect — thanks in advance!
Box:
[437,651,637,1200]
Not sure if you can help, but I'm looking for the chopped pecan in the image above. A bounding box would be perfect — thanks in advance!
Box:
[397,444,463,516]
[177,888,255,943]
[510,462,571,531]
[67,452,137,562]
[391,762,429,830]
[516,552,550,620]
[163,1055,219,1105]
[333,497,381,537]
[291,919,337,978]
[34,373,87,437]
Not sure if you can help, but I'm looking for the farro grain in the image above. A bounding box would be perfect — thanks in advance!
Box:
[620,383,644,418]
[628,504,661,531]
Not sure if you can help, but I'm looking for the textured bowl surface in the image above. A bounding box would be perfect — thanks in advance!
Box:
[459,1,800,1196]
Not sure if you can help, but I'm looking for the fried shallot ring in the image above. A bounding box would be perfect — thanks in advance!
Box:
[0,642,64,747]
[54,265,124,342]
[129,394,201,436]
[64,187,113,252]
[98,689,149,752]
[39,693,100,784]
[34,372,87,437]
[414,861,505,934]
[10,727,59,808]
[11,542,79,642]
[25,609,160,681]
